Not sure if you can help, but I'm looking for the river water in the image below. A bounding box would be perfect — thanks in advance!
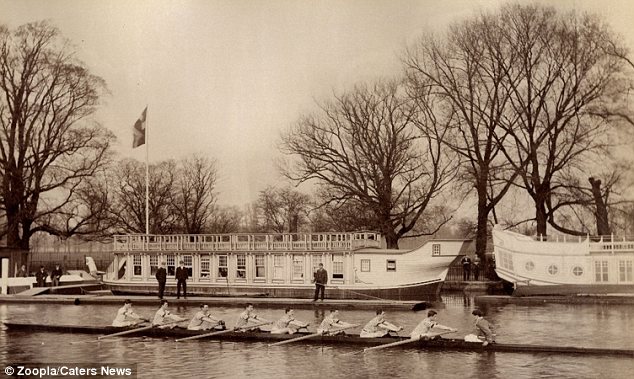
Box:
[0,293,632,379]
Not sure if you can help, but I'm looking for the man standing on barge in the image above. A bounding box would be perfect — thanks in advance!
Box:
[312,263,328,301]
[176,260,188,299]
[156,262,167,299]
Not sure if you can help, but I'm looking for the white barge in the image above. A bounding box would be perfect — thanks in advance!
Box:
[103,231,469,301]
[493,227,634,296]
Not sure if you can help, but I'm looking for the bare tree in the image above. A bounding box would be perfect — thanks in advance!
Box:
[255,186,311,233]
[0,21,114,249]
[207,205,242,233]
[491,4,632,236]
[404,11,521,257]
[281,80,457,248]
[173,154,217,234]
[107,159,178,234]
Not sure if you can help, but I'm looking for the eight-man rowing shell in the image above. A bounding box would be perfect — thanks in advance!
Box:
[3,322,633,357]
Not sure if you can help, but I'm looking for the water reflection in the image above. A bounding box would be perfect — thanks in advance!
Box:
[0,299,633,378]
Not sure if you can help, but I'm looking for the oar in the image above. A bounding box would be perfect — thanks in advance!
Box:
[268,323,360,347]
[175,321,271,342]
[362,330,456,353]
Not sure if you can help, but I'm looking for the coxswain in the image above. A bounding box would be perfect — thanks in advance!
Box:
[410,310,456,339]
[317,309,355,335]
[153,300,187,329]
[472,309,495,346]
[360,309,403,338]
[188,304,225,331]
[112,299,146,327]
[234,303,270,331]
[270,308,309,335]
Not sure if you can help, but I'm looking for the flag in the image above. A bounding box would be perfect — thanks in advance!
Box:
[132,107,147,148]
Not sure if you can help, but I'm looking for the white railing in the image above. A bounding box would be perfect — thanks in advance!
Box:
[113,232,382,252]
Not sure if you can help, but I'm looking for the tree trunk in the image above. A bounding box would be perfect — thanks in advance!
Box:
[475,200,489,261]
[589,177,611,235]
[535,195,548,237]
[383,226,399,249]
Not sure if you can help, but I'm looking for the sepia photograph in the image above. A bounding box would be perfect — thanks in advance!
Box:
[1,0,633,378]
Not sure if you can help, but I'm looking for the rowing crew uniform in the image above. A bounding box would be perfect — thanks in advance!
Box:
[188,311,221,331]
[317,314,353,335]
[235,310,262,329]
[270,314,308,335]
[410,317,453,339]
[360,315,402,338]
[112,305,143,327]
[153,308,182,328]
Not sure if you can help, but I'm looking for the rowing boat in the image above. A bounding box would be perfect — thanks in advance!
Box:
[3,322,633,357]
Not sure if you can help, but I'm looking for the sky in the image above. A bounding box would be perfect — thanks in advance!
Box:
[1,0,633,207]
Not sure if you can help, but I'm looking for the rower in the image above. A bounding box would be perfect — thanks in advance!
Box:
[360,309,403,338]
[472,309,495,346]
[270,308,309,335]
[187,304,225,331]
[112,299,146,327]
[410,310,456,339]
[153,300,187,329]
[317,309,355,335]
[234,303,270,331]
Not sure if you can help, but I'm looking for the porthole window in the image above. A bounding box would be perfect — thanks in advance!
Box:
[548,265,559,275]
[525,261,535,271]
[572,266,584,276]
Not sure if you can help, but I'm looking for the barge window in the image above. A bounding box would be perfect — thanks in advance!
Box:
[255,255,266,278]
[312,255,323,272]
[572,266,584,276]
[594,261,609,282]
[386,260,396,272]
[619,261,632,282]
[432,244,441,256]
[292,255,304,279]
[525,261,534,271]
[200,255,210,279]
[218,255,228,278]
[166,255,176,276]
[547,265,558,276]
[332,254,344,279]
[149,255,158,276]
[361,259,371,272]
[133,255,142,276]
[273,254,284,280]
[236,254,246,279]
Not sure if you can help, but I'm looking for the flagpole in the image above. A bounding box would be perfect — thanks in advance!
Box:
[145,105,150,236]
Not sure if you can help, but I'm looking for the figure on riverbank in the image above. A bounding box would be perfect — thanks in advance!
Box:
[473,256,481,281]
[312,263,328,301]
[35,266,47,287]
[235,303,270,330]
[16,265,28,278]
[270,308,309,334]
[112,299,146,327]
[187,304,224,331]
[360,310,403,338]
[175,260,188,299]
[410,310,457,339]
[50,264,63,286]
[153,300,186,328]
[156,261,167,299]
[461,256,472,281]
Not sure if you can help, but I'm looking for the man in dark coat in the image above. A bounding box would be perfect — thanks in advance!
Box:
[50,264,63,286]
[312,263,328,301]
[156,261,167,299]
[175,261,188,299]
[461,255,472,281]
[35,266,47,287]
